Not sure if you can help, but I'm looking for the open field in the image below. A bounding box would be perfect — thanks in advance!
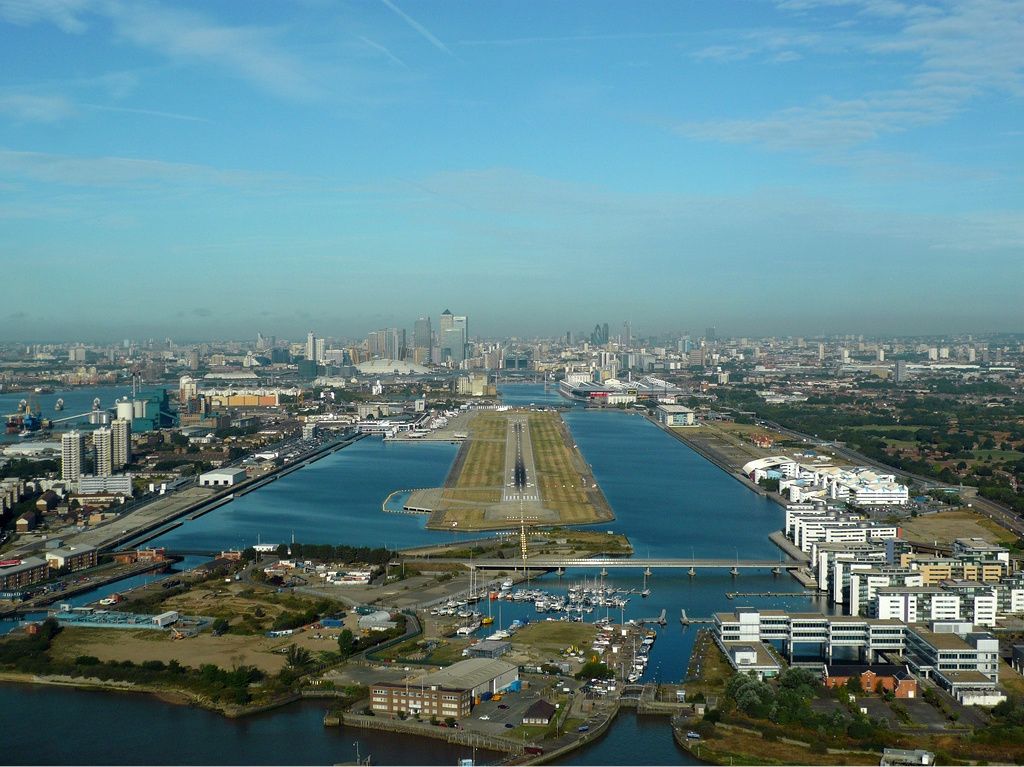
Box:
[512,621,597,653]
[50,627,309,674]
[406,409,614,531]
[900,509,1019,545]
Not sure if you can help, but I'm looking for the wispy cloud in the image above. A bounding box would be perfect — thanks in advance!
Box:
[677,1,1024,151]
[691,28,821,62]
[379,0,452,55]
[0,0,90,33]
[0,148,276,189]
[81,103,210,123]
[0,0,322,101]
[0,93,76,122]
[104,1,321,100]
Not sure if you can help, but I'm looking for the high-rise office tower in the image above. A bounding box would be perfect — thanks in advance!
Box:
[93,427,113,477]
[306,331,316,361]
[414,316,432,362]
[112,418,132,469]
[62,430,85,482]
[705,326,716,344]
[314,337,326,363]
[622,321,631,350]
[439,309,454,334]
[385,328,406,360]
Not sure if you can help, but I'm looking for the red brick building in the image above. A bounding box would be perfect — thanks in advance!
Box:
[823,664,918,698]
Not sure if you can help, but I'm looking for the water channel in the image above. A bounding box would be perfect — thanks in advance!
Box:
[2,384,822,764]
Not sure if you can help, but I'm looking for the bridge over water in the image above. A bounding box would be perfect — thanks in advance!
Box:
[409,556,804,571]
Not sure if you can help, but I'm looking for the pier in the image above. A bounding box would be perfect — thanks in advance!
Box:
[638,608,668,626]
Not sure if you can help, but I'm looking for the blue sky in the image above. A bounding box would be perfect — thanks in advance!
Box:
[1,0,1021,341]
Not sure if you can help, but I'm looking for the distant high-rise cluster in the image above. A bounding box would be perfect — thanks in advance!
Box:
[590,323,610,345]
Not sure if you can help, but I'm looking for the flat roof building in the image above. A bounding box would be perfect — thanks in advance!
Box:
[198,468,247,487]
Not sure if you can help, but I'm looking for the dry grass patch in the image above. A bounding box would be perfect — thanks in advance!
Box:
[901,510,1018,545]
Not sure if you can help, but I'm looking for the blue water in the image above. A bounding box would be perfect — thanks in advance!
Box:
[0,684,491,766]
[148,439,460,553]
[2,382,815,764]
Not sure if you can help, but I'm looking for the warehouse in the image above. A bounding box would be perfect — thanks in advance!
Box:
[370,658,519,719]
[198,468,248,487]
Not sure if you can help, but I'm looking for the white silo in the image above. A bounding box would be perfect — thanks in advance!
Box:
[116,399,135,422]
[133,399,147,419]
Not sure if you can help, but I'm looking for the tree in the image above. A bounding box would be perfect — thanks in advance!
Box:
[285,644,312,669]
[338,629,355,657]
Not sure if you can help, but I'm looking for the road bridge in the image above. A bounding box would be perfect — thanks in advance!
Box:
[405,556,804,571]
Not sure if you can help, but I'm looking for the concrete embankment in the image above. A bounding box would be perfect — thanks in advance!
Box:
[335,712,523,755]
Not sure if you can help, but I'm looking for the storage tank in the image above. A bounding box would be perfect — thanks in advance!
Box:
[133,399,147,419]
[116,399,134,422]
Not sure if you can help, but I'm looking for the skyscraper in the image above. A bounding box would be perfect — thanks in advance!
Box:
[622,321,631,350]
[93,427,113,477]
[705,326,716,344]
[62,430,84,482]
[439,309,454,334]
[112,418,132,469]
[414,316,432,362]
[439,310,468,363]
[306,330,316,361]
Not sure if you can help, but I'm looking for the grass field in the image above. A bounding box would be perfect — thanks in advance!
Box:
[454,412,507,488]
[528,413,593,522]
[900,509,1019,545]
[512,621,597,654]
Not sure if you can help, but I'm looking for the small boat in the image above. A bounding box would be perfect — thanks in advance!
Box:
[54,398,65,411]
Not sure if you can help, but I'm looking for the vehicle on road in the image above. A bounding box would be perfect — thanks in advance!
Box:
[478,715,490,720]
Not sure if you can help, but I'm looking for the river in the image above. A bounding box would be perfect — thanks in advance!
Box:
[1,383,139,444]
[2,384,820,764]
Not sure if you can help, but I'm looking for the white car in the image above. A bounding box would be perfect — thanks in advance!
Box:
[478,715,490,720]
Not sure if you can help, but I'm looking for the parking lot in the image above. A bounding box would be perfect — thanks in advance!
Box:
[462,676,569,737]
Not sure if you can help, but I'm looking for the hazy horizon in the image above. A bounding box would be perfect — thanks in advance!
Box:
[1,1,1022,341]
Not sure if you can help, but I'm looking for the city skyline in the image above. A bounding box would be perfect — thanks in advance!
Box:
[1,1,1022,339]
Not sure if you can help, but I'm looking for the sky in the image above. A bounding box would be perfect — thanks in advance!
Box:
[0,0,1022,342]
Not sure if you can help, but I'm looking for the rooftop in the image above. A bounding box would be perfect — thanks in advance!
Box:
[415,658,517,691]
